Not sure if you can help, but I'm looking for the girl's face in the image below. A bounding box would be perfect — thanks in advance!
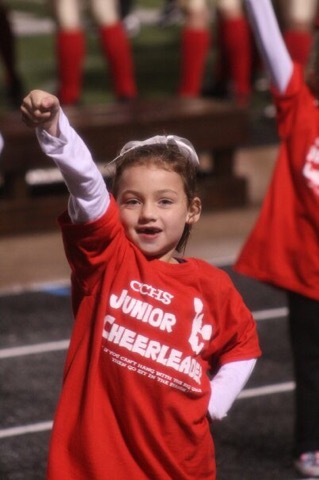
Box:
[116,164,201,263]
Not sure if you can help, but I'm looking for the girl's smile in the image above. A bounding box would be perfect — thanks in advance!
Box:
[116,163,201,262]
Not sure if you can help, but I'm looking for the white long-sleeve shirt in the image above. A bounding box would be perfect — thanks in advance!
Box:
[36,110,109,224]
[245,0,293,93]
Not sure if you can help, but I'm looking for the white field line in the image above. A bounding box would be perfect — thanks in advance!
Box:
[0,279,70,297]
[0,340,70,359]
[0,421,53,439]
[238,381,295,399]
[253,306,288,321]
[0,381,295,439]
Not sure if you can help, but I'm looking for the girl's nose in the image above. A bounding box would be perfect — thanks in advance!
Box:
[140,202,156,221]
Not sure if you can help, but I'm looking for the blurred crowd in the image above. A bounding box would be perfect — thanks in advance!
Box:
[0,0,318,109]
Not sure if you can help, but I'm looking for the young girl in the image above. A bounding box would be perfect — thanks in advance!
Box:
[235,0,319,477]
[21,89,261,480]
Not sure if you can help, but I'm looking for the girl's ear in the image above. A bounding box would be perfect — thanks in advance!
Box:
[186,197,202,225]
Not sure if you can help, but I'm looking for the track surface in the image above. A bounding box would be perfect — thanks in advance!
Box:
[1,266,305,480]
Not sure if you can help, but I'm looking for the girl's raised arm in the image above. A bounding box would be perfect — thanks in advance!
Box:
[22,90,109,224]
[245,0,293,93]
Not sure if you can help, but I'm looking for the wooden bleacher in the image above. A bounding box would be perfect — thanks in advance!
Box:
[0,97,249,236]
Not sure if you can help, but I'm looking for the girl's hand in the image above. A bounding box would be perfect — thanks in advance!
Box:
[21,89,61,137]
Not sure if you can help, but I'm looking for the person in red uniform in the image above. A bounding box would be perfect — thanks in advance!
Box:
[179,0,253,106]
[21,88,260,479]
[50,0,137,105]
[235,0,319,477]
[276,0,318,68]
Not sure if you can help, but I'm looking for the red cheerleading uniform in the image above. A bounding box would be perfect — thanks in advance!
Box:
[235,64,319,300]
[46,197,261,479]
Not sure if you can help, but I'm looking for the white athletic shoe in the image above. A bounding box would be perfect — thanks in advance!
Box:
[294,451,319,478]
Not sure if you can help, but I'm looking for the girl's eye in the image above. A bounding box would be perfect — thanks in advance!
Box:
[159,198,174,206]
[124,198,140,206]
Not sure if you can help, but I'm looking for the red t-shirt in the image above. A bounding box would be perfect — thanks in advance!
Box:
[47,197,260,480]
[235,64,319,300]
